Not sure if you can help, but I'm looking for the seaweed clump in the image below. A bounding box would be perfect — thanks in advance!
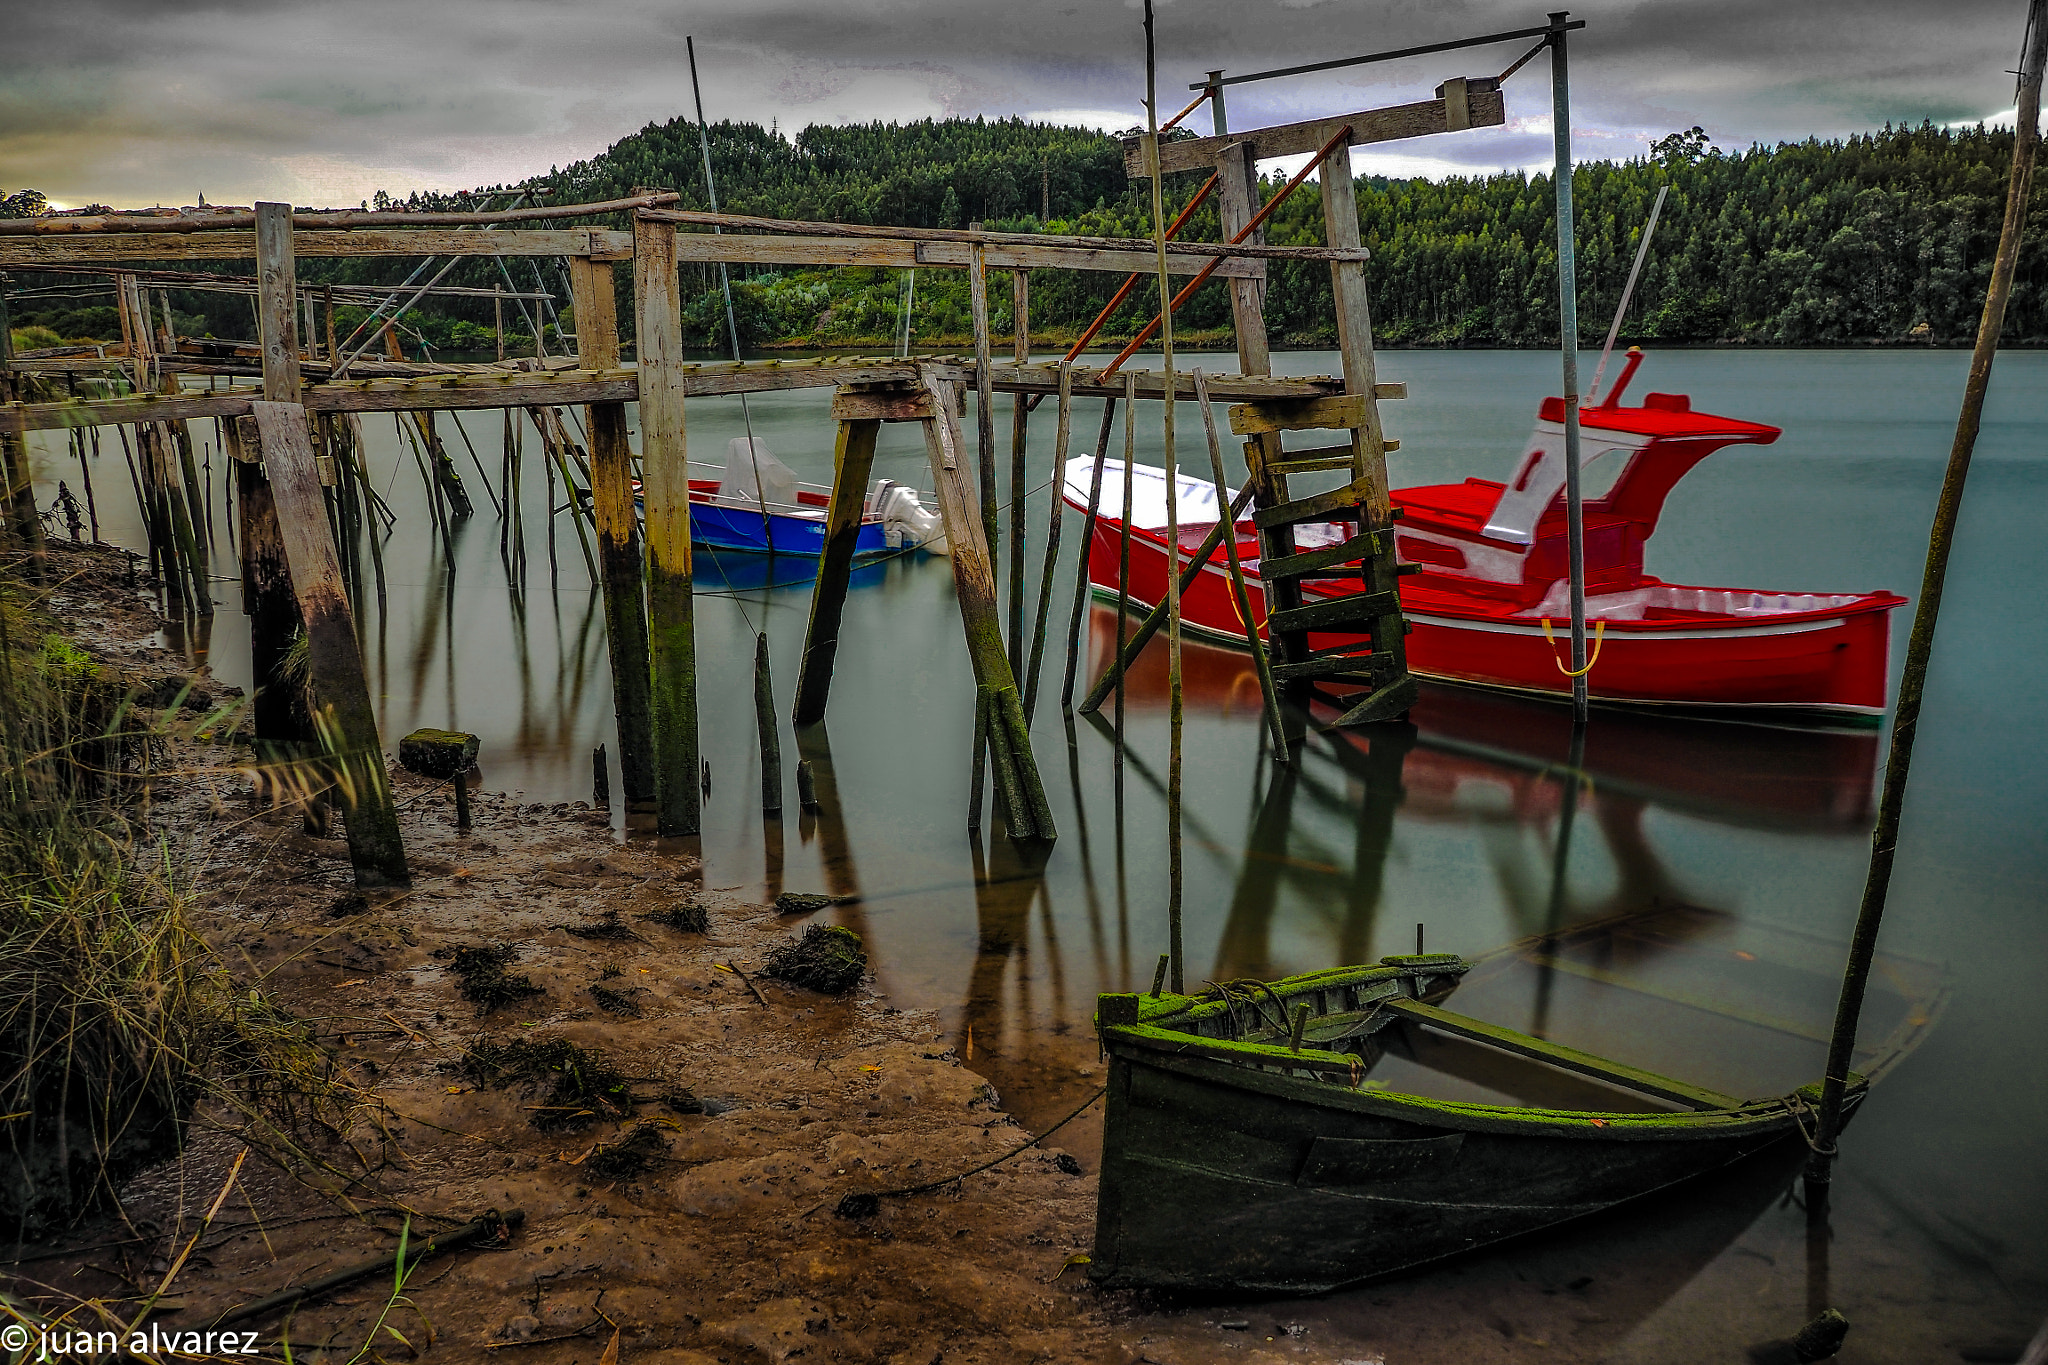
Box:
[460,1037,633,1132]
[643,899,708,933]
[586,1123,669,1177]
[761,925,867,995]
[445,944,544,1012]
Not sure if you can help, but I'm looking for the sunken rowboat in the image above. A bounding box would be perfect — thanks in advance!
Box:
[1088,907,1944,1292]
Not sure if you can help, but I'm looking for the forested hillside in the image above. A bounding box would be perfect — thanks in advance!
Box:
[7,116,2041,355]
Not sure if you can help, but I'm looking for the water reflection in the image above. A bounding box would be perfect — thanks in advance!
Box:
[26,349,2044,1348]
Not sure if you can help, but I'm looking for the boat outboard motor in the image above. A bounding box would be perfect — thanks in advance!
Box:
[867,479,948,554]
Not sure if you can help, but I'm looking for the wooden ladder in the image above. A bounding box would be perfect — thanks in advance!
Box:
[1230,387,1418,726]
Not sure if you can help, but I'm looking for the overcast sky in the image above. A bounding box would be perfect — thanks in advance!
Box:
[1,0,2030,210]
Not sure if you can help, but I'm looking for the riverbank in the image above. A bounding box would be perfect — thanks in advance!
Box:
[8,542,1108,1363]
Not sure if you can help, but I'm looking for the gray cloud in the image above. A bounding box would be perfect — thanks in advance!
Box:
[0,0,2028,208]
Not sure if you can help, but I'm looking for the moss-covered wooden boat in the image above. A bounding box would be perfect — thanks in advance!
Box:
[1090,910,1944,1292]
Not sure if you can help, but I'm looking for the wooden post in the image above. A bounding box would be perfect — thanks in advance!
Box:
[1548,10,1591,724]
[1006,269,1030,671]
[918,368,1055,840]
[0,306,46,579]
[1194,369,1286,754]
[1021,361,1072,723]
[569,255,655,802]
[791,413,883,726]
[247,203,307,742]
[968,227,998,564]
[248,401,408,886]
[633,215,701,836]
[754,632,782,815]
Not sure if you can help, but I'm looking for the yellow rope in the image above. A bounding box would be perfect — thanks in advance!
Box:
[1540,616,1607,677]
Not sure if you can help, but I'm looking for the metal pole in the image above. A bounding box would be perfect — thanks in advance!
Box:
[1805,0,2047,1190]
[1586,183,1668,404]
[1549,11,1589,724]
[687,34,774,553]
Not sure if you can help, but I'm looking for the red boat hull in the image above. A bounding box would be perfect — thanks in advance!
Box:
[1078,514,1898,721]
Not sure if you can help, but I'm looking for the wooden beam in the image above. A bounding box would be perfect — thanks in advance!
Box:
[633,216,700,837]
[570,255,655,804]
[248,401,408,887]
[829,388,933,422]
[791,417,883,727]
[666,232,1267,279]
[0,363,1365,436]
[1128,88,1507,176]
[0,193,680,236]
[1229,393,1376,435]
[637,206,1365,261]
[246,204,304,745]
[0,229,633,266]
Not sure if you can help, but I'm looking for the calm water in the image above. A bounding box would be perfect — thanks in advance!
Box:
[28,349,2048,1358]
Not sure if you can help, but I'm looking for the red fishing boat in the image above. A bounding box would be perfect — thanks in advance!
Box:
[1064,354,1905,722]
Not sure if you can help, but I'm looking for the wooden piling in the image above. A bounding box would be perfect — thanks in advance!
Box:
[1060,397,1117,711]
[569,255,655,802]
[246,204,309,743]
[754,632,782,815]
[968,227,998,564]
[248,400,409,886]
[1006,269,1030,671]
[633,216,702,837]
[918,367,1055,840]
[593,743,610,807]
[1022,361,1072,723]
[0,316,47,578]
[1114,374,1136,776]
[791,414,883,726]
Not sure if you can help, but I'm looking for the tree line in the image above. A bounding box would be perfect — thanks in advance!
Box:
[6,116,2039,357]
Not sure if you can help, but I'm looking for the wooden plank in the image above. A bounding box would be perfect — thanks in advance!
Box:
[633,218,700,836]
[1380,998,1739,1111]
[791,419,883,727]
[667,232,1267,279]
[248,401,408,886]
[1264,590,1401,636]
[570,255,655,804]
[0,229,632,266]
[830,388,933,422]
[245,204,305,746]
[1259,529,1389,580]
[1229,392,1386,436]
[1129,88,1508,177]
[1266,653,1394,684]
[639,206,1363,260]
[1252,474,1374,529]
[0,194,676,235]
[255,205,301,403]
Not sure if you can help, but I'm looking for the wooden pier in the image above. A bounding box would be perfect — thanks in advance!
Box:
[0,69,1508,860]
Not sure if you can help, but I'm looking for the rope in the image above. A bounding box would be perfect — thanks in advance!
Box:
[1540,615,1607,677]
[1785,1092,1838,1157]
[815,1084,1107,1218]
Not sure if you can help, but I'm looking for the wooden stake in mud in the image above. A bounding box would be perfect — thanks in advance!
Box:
[968,227,999,566]
[1006,269,1031,672]
[593,743,610,807]
[1059,396,1118,711]
[633,215,701,837]
[1807,0,2048,1189]
[1114,374,1136,783]
[1194,368,1286,754]
[0,313,48,579]
[791,413,882,726]
[1022,360,1073,723]
[248,401,409,886]
[754,632,782,815]
[570,255,655,802]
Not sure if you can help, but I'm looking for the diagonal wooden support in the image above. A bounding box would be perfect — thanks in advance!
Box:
[247,401,408,887]
[791,413,883,726]
[917,368,1055,841]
